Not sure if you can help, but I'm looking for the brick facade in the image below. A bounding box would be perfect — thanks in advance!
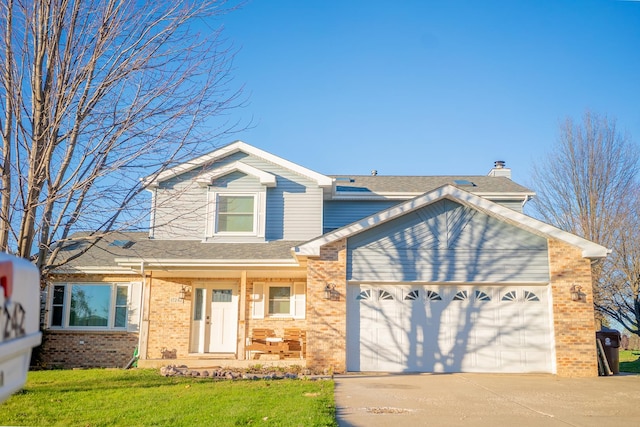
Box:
[305,239,347,373]
[146,277,195,359]
[244,277,308,337]
[45,239,600,376]
[40,330,138,368]
[142,275,307,362]
[40,274,139,369]
[548,239,599,377]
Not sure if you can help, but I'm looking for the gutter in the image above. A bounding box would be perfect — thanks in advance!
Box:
[114,257,301,269]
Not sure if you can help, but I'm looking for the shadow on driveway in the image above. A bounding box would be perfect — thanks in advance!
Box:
[334,373,640,426]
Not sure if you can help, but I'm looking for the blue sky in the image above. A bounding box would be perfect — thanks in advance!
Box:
[219,0,640,185]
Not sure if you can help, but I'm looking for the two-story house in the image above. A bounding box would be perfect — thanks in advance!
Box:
[42,141,608,376]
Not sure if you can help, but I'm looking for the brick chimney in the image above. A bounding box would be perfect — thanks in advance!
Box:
[487,160,511,179]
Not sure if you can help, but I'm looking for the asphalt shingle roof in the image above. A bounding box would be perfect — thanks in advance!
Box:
[329,175,533,194]
[55,232,303,269]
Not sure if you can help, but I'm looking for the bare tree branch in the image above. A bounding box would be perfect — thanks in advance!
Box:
[0,0,246,275]
[530,111,640,336]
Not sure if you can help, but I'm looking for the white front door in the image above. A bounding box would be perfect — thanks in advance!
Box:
[190,283,239,354]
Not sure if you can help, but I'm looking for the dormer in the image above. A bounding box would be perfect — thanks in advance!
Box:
[144,141,332,242]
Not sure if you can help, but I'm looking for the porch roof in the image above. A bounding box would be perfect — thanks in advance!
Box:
[52,231,303,274]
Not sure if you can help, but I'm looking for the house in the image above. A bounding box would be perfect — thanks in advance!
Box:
[41,141,608,376]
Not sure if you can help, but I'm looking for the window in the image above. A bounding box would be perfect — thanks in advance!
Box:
[425,290,442,301]
[453,290,468,301]
[268,286,291,315]
[378,290,394,300]
[217,194,255,233]
[49,283,129,329]
[475,290,491,301]
[356,289,372,300]
[404,290,420,301]
[251,282,305,319]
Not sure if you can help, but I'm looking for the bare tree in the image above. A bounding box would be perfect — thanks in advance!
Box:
[0,0,244,274]
[530,111,640,335]
[595,187,640,337]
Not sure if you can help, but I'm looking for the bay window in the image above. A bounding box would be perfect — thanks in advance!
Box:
[49,283,130,329]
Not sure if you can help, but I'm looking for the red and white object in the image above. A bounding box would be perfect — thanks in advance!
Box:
[0,253,42,402]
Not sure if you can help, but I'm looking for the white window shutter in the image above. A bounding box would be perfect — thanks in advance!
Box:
[292,282,306,319]
[205,190,216,237]
[256,191,266,238]
[252,282,265,319]
[127,282,143,332]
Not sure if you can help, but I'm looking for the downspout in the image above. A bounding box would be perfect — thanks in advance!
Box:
[522,194,533,209]
[137,261,148,361]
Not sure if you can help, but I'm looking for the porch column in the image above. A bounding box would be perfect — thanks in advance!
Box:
[138,272,152,360]
[238,270,247,360]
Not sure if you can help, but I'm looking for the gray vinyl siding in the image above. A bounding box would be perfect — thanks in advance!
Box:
[323,200,400,233]
[347,199,549,283]
[492,200,524,213]
[151,173,209,240]
[151,151,323,241]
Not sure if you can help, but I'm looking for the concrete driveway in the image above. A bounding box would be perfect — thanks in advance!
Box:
[334,373,640,426]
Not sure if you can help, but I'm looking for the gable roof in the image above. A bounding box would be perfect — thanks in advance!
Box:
[195,161,276,187]
[294,184,609,259]
[143,140,333,188]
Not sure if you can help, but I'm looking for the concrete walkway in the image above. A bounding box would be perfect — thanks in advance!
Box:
[334,373,640,426]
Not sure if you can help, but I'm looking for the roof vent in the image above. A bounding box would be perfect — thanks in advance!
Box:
[371,170,377,176]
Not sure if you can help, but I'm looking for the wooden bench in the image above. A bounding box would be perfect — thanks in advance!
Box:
[246,329,289,359]
[283,328,306,359]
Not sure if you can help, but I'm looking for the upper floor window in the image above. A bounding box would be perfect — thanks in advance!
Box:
[49,283,130,330]
[216,194,256,234]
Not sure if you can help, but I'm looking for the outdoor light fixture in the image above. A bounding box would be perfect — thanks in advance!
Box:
[570,284,585,302]
[324,283,339,301]
[178,285,191,302]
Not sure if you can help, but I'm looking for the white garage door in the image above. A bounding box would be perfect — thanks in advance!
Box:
[346,285,554,373]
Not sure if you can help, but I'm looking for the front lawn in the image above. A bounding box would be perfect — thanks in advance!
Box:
[1,369,336,426]
[620,350,640,373]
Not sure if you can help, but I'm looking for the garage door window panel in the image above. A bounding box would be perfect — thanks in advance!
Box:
[453,290,468,301]
[404,290,420,301]
[378,290,394,300]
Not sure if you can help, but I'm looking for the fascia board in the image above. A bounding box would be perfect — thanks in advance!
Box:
[115,257,300,268]
[329,191,536,201]
[296,184,609,259]
[196,161,276,187]
[454,190,610,258]
[471,191,537,200]
[143,140,332,188]
[50,267,139,275]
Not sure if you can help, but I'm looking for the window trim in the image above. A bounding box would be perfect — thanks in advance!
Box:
[251,282,305,319]
[267,285,292,317]
[207,190,268,239]
[48,283,131,331]
[215,193,257,235]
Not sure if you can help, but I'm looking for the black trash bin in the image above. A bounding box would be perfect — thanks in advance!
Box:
[596,329,621,374]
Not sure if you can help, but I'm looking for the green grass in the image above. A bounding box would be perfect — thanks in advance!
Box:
[1,369,337,427]
[620,350,640,373]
